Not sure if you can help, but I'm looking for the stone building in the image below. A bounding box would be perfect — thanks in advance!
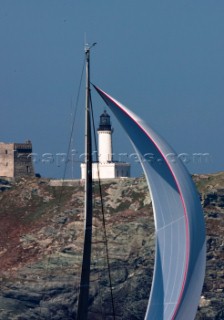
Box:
[0,141,34,178]
[81,110,130,179]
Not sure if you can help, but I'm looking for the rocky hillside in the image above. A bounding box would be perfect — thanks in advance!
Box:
[0,173,223,320]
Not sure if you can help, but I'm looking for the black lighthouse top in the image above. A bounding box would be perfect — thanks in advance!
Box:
[98,110,112,131]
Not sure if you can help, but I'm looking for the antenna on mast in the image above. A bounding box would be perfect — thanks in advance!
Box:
[84,32,88,51]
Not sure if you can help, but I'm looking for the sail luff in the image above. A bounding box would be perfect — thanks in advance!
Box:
[76,47,93,320]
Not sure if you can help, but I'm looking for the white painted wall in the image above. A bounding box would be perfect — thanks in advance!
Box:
[81,162,130,180]
[98,130,112,163]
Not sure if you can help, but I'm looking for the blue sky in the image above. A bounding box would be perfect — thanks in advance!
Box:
[0,0,223,178]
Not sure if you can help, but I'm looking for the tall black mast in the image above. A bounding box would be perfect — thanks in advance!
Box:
[77,44,95,320]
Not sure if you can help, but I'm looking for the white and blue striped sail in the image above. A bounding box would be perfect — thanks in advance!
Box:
[93,85,206,320]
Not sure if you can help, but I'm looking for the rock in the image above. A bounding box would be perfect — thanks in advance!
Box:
[0,174,223,319]
[199,296,211,307]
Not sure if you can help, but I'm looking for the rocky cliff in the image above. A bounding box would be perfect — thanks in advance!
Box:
[0,173,223,319]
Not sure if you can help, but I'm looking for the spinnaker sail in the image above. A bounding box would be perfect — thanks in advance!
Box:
[93,85,206,320]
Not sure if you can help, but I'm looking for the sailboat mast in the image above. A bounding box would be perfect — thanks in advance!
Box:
[77,45,93,320]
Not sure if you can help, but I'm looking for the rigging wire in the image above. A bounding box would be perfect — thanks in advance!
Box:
[39,57,85,318]
[58,56,85,204]
[90,92,116,320]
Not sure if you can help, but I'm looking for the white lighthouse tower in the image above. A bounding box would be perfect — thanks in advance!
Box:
[98,110,113,163]
[81,110,130,180]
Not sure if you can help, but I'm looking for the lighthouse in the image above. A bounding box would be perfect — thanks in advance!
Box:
[97,110,113,163]
[81,110,130,179]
